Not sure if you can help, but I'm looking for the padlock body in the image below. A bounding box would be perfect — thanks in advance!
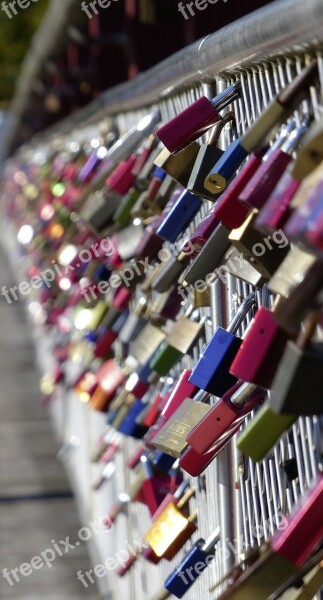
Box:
[157,191,202,243]
[204,139,249,194]
[270,341,323,415]
[187,145,224,200]
[165,542,213,598]
[230,307,289,389]
[156,97,219,153]
[150,342,182,376]
[189,328,241,396]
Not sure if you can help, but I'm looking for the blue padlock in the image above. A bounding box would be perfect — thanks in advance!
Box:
[204,138,249,194]
[118,399,148,438]
[189,293,257,397]
[152,450,177,472]
[156,190,202,243]
[164,527,220,598]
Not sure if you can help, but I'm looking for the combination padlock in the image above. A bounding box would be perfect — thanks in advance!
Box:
[186,381,266,457]
[204,60,317,193]
[164,527,220,598]
[150,308,206,376]
[156,82,241,153]
[189,293,257,397]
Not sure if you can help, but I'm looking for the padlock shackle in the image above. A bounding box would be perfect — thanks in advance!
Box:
[202,527,221,553]
[211,81,241,111]
[207,111,235,146]
[227,292,257,334]
[281,119,310,155]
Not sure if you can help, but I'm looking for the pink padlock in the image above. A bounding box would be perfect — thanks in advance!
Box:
[229,307,290,389]
[106,154,137,195]
[186,382,266,456]
[156,82,241,153]
[255,170,301,233]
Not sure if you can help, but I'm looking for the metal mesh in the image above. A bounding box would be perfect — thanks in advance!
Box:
[106,47,323,600]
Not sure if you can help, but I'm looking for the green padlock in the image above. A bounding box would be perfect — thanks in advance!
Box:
[150,309,206,376]
[113,187,141,226]
[237,403,295,462]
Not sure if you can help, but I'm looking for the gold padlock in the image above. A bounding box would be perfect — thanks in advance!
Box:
[154,144,200,187]
[129,322,166,364]
[229,210,289,279]
[268,246,316,297]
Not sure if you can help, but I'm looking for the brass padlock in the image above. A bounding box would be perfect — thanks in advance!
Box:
[154,144,201,188]
[268,246,316,298]
[129,322,166,364]
[151,392,211,457]
[229,210,289,279]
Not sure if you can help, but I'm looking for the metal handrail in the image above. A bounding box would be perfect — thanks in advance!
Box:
[7,0,323,150]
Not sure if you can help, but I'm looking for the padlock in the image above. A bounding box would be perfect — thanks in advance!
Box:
[179,421,242,476]
[144,497,198,560]
[151,390,211,457]
[145,370,198,445]
[154,143,201,187]
[150,286,184,322]
[273,258,323,336]
[129,322,166,365]
[92,462,116,491]
[238,120,309,210]
[147,167,167,201]
[150,309,206,376]
[268,245,316,298]
[229,210,289,279]
[186,381,266,457]
[182,223,230,287]
[181,204,221,259]
[137,456,181,516]
[151,251,191,294]
[135,217,164,261]
[151,483,195,521]
[283,161,323,245]
[118,399,149,438]
[204,60,317,193]
[113,187,141,226]
[223,246,266,288]
[213,475,323,600]
[118,296,150,345]
[94,309,129,358]
[186,115,234,201]
[189,293,257,397]
[164,527,220,598]
[156,82,241,153]
[269,310,323,416]
[236,403,295,462]
[156,190,202,243]
[106,153,137,195]
[209,152,264,230]
[229,300,291,389]
[255,121,323,234]
[89,359,126,412]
